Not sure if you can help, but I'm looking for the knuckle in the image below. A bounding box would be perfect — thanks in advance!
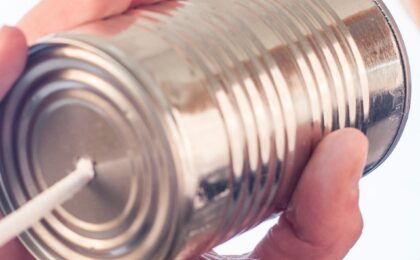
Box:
[349,213,364,242]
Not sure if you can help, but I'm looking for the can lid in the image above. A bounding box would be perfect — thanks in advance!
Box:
[364,0,411,174]
[0,39,179,259]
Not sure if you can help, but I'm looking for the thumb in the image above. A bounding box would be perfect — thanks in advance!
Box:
[251,129,368,260]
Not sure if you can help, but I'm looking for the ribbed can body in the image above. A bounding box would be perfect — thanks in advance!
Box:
[0,0,410,259]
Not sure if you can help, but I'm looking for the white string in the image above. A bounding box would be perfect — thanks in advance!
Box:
[0,158,95,247]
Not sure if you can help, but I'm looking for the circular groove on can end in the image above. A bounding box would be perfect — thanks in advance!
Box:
[0,40,179,259]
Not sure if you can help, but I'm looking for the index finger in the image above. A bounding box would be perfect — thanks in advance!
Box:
[18,0,166,44]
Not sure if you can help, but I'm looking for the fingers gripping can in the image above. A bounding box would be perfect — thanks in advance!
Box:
[0,0,410,259]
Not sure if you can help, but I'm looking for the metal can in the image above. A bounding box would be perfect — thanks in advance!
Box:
[0,0,410,259]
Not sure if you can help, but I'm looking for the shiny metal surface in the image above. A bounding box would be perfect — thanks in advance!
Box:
[0,0,410,259]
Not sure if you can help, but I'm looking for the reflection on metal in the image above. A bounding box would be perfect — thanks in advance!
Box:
[0,0,410,259]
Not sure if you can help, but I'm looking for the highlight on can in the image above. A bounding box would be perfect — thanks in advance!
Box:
[0,0,410,259]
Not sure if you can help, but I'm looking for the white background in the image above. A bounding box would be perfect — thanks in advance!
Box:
[0,1,419,259]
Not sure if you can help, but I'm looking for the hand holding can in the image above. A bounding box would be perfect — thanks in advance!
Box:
[0,0,411,259]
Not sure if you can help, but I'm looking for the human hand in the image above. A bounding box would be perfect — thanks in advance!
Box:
[403,0,420,27]
[199,129,367,260]
[249,129,367,260]
[0,25,31,259]
[0,1,167,259]
[0,1,368,259]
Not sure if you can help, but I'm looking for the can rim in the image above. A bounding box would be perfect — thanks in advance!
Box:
[0,36,182,260]
[364,0,412,175]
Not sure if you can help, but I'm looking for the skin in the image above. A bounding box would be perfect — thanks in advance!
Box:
[5,0,417,258]
[403,0,420,26]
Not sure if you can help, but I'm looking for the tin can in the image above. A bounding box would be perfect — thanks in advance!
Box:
[0,0,410,259]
